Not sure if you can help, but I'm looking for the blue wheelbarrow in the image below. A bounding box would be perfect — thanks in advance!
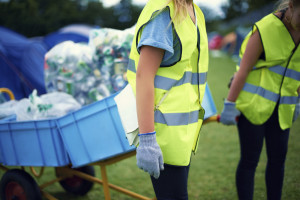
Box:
[0,84,217,200]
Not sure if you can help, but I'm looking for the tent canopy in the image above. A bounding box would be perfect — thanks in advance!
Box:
[43,24,95,50]
[0,26,47,100]
[0,24,95,100]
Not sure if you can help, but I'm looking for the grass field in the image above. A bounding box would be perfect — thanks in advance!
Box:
[1,52,299,200]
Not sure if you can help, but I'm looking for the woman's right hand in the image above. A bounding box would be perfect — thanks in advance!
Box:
[220,100,240,125]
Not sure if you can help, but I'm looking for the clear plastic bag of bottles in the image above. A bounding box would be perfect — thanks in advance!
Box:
[44,27,134,105]
[0,90,81,121]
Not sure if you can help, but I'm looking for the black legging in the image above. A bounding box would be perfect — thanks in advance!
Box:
[236,109,290,200]
[150,164,190,200]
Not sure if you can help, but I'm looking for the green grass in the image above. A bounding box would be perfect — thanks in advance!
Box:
[1,52,299,200]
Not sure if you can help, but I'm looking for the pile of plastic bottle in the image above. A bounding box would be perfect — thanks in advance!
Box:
[44,27,134,105]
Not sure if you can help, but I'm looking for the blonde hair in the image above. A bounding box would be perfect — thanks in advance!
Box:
[164,0,193,24]
[276,0,300,10]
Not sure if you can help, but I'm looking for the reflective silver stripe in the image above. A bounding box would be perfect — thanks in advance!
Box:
[155,71,207,90]
[285,68,300,81]
[243,83,298,105]
[252,65,283,72]
[154,110,199,126]
[268,65,286,75]
[127,59,136,73]
[280,96,299,105]
[154,75,177,90]
[243,83,279,102]
[268,65,300,81]
[194,73,207,85]
[128,58,207,90]
[251,65,300,81]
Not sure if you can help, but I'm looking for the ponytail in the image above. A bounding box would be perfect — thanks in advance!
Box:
[276,0,300,10]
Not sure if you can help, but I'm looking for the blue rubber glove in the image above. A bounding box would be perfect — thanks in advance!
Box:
[136,132,164,179]
[220,100,240,125]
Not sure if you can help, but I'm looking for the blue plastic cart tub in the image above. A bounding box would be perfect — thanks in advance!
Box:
[0,84,216,168]
[56,93,136,168]
[56,84,217,168]
[202,84,217,120]
[0,118,69,167]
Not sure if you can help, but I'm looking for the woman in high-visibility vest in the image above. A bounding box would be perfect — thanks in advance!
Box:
[126,0,209,198]
[220,0,300,199]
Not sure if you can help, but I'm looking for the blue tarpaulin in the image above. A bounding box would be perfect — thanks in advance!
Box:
[0,26,47,100]
[43,32,89,50]
[0,25,93,100]
[43,24,93,50]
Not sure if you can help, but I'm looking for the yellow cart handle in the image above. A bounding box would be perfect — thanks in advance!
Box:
[203,115,220,124]
[203,114,239,124]
[0,88,15,100]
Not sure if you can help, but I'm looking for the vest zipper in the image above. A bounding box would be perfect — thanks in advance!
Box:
[197,27,201,104]
[154,91,170,111]
[193,26,202,154]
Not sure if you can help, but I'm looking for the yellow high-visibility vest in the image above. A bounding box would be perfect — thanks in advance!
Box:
[127,0,209,166]
[236,13,300,130]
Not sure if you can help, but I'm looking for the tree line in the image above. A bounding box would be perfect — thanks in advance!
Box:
[0,0,276,37]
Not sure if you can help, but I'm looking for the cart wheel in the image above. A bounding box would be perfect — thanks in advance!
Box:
[56,166,95,196]
[0,169,42,200]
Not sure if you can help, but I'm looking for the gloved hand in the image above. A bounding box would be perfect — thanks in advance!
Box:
[220,99,240,125]
[136,131,164,179]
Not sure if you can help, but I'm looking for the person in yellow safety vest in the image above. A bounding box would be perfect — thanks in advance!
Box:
[220,0,300,199]
[126,0,208,198]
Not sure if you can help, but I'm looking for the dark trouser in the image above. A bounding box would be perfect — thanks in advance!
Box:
[236,109,289,200]
[150,164,190,200]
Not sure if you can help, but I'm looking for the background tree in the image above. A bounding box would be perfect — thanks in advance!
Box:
[0,0,142,37]
[222,0,277,20]
[0,0,277,37]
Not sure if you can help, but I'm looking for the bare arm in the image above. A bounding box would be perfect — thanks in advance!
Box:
[227,30,263,102]
[136,46,164,134]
